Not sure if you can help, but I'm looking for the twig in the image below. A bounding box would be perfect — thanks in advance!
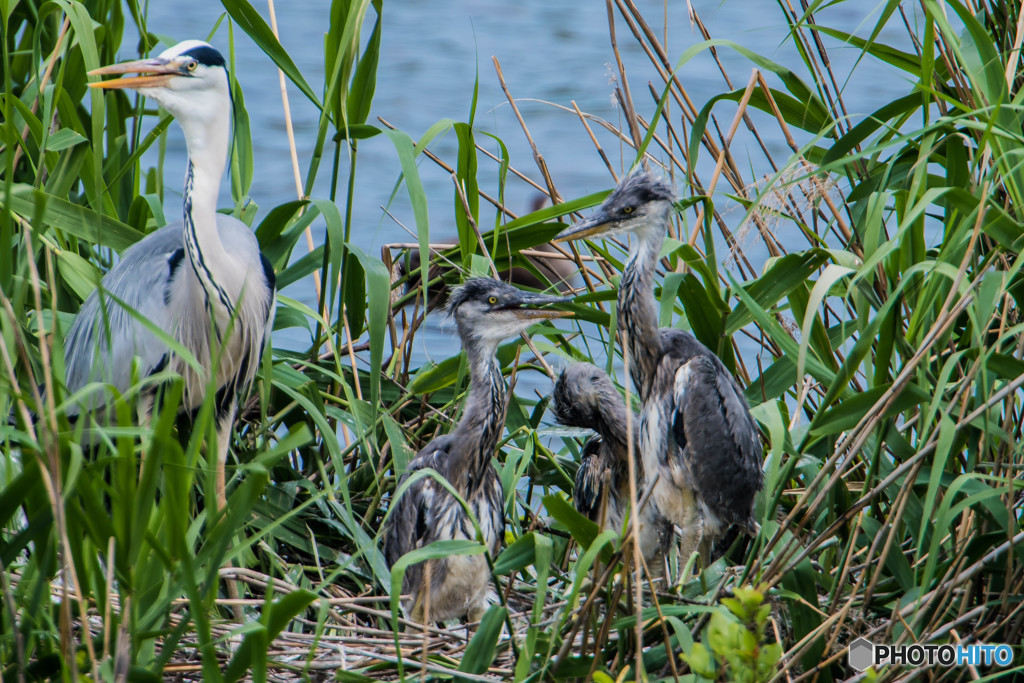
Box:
[491,56,562,203]
[266,0,321,305]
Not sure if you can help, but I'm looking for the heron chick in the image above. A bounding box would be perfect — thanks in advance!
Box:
[384,278,569,623]
[69,41,276,510]
[553,363,672,568]
[556,171,763,567]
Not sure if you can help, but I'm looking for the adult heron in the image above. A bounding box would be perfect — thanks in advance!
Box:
[383,278,568,623]
[555,171,763,565]
[69,41,276,510]
[553,362,671,568]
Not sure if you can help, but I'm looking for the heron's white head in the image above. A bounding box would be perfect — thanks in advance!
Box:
[90,40,234,182]
[554,169,676,243]
[89,41,230,127]
[446,278,571,348]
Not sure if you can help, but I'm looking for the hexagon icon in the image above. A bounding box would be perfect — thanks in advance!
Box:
[848,638,874,672]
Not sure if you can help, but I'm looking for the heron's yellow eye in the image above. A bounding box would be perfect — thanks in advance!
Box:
[487,296,498,304]
[623,206,634,214]
[186,60,198,72]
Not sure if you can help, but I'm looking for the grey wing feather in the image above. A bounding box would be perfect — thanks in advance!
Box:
[481,468,505,556]
[63,216,267,414]
[670,350,763,530]
[382,435,455,599]
[63,223,183,409]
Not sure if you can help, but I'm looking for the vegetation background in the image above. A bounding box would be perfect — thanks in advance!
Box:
[1,0,1023,681]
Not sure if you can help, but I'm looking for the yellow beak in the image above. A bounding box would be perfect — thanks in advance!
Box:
[515,309,574,320]
[88,59,179,90]
[500,292,574,320]
[553,220,614,243]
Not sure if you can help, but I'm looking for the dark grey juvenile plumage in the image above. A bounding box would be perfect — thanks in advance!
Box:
[659,329,763,538]
[383,278,568,623]
[553,363,631,523]
[573,436,616,520]
[556,170,764,567]
[553,362,672,566]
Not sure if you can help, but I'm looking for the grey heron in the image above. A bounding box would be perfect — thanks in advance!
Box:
[553,362,672,567]
[383,278,569,623]
[68,40,276,511]
[555,171,763,566]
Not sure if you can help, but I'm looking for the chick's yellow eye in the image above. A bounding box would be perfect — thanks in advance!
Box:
[187,60,198,71]
[623,206,634,214]
[487,296,498,304]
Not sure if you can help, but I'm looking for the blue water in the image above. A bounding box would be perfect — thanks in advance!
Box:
[133,0,914,394]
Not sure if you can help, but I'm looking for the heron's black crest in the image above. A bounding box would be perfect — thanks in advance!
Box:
[614,170,676,205]
[182,45,226,67]
[444,277,515,316]
[553,362,624,432]
[553,364,603,427]
[176,41,237,202]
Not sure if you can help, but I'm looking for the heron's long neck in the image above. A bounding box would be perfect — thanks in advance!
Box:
[181,106,236,317]
[454,338,507,490]
[619,229,663,400]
